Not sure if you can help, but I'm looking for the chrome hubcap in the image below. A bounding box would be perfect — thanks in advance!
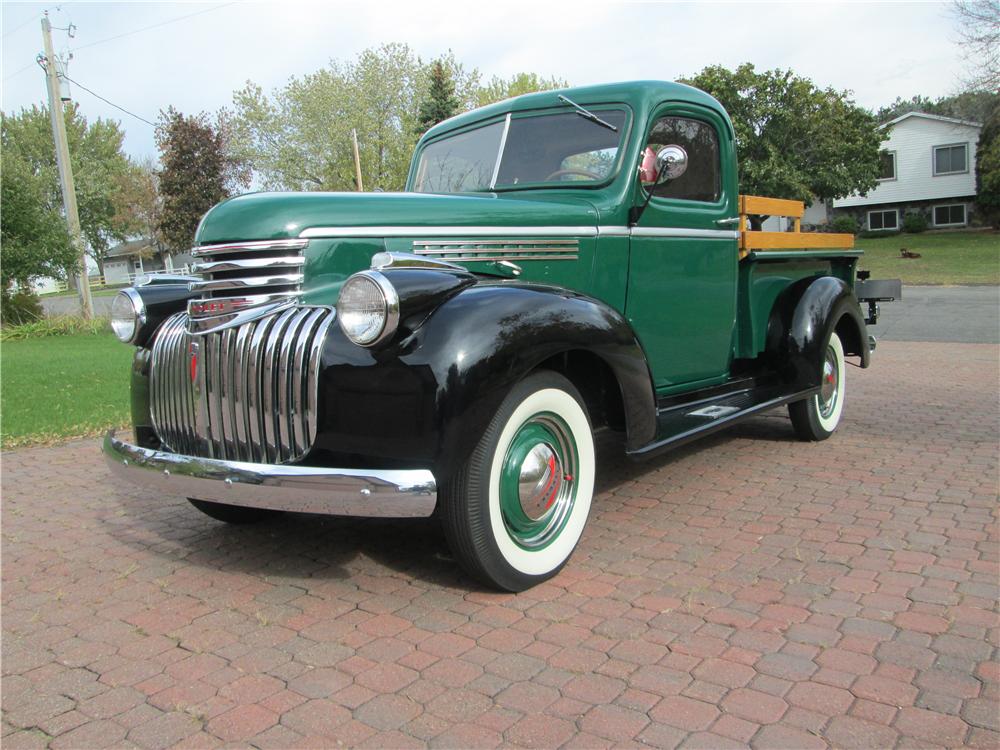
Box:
[500,414,579,550]
[819,346,839,418]
[518,443,562,520]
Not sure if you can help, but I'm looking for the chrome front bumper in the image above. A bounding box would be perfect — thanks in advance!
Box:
[103,431,437,518]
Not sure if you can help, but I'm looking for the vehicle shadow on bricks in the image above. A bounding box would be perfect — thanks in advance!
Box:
[104,414,799,587]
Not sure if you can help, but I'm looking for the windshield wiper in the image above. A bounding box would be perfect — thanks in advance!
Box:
[557,95,618,132]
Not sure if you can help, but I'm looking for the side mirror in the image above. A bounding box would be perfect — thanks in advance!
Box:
[655,145,688,181]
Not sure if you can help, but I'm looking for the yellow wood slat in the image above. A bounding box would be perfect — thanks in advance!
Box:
[739,194,805,219]
[740,231,855,250]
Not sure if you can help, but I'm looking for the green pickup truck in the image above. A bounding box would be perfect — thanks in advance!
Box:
[105,80,898,591]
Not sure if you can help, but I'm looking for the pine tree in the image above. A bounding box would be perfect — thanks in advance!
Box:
[416,61,459,135]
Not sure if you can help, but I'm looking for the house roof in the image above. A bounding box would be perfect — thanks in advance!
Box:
[106,238,156,259]
[882,111,982,130]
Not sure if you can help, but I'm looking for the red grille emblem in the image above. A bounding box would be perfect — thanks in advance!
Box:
[189,341,199,383]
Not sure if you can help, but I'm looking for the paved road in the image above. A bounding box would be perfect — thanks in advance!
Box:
[43,286,999,344]
[3,340,998,749]
[872,286,999,344]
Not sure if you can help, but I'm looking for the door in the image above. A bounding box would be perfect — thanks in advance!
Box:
[625,104,738,391]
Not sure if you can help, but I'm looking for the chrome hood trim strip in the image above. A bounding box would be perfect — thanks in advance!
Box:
[299,225,738,240]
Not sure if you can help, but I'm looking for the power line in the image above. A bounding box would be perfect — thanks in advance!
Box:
[62,74,156,126]
[71,3,234,52]
[2,12,42,39]
[3,60,40,82]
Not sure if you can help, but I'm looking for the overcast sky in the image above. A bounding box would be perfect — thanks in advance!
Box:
[2,1,968,161]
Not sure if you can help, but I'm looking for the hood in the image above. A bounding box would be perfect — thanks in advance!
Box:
[195,191,601,245]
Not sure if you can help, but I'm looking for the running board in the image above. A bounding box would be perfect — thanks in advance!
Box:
[627,384,818,460]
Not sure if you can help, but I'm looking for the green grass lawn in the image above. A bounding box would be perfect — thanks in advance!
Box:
[1,332,133,448]
[855,230,1000,285]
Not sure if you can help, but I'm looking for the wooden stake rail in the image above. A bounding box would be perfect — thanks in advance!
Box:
[738,194,854,259]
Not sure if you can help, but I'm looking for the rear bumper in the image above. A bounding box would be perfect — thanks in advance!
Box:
[102,430,437,518]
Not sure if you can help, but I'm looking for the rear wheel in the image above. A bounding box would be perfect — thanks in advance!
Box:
[789,331,846,441]
[440,371,596,592]
[188,499,280,524]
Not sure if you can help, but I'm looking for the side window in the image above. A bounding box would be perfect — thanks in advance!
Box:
[642,116,720,202]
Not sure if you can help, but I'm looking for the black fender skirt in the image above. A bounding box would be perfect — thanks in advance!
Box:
[311,281,656,478]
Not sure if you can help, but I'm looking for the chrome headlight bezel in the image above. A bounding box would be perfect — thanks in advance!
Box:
[110,288,146,344]
[336,270,400,347]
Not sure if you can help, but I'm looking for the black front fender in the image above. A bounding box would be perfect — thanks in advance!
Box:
[312,283,656,478]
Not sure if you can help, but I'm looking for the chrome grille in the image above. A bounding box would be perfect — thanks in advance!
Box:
[189,238,308,313]
[150,307,335,464]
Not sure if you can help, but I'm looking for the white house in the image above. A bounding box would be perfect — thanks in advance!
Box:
[833,112,982,231]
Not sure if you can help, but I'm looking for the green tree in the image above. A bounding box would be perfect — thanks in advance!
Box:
[416,60,460,135]
[227,46,567,192]
[476,72,568,107]
[0,104,134,275]
[155,108,248,252]
[683,64,884,228]
[975,104,1000,228]
[877,91,999,124]
[229,43,428,192]
[0,139,75,300]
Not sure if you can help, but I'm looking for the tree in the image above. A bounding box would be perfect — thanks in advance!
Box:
[226,44,560,192]
[228,43,428,192]
[975,104,1000,227]
[0,136,75,301]
[112,156,163,250]
[416,60,460,135]
[877,91,999,124]
[155,108,249,252]
[0,103,134,275]
[682,64,884,228]
[476,72,568,107]
[952,0,999,92]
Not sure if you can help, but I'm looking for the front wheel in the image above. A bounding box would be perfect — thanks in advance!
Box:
[188,499,281,524]
[440,371,596,592]
[788,331,846,441]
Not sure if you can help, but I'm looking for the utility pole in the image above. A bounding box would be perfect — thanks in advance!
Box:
[351,129,364,192]
[41,14,93,319]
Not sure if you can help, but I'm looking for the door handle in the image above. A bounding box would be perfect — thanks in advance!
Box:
[715,217,740,226]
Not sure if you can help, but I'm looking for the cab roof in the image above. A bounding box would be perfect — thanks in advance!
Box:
[421,80,729,144]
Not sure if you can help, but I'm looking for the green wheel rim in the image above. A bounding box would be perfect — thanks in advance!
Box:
[498,412,579,550]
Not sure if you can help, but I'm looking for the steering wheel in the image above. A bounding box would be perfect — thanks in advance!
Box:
[544,168,602,182]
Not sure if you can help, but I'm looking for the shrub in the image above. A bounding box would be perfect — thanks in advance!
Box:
[903,213,928,233]
[1,290,44,325]
[830,215,859,235]
[0,315,109,341]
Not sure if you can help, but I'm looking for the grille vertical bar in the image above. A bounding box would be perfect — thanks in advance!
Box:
[149,307,334,464]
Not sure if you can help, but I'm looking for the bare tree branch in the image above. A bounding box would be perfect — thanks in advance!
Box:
[952,0,1000,91]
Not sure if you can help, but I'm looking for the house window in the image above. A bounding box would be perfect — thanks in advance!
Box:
[933,204,967,227]
[933,143,968,175]
[868,209,898,231]
[878,151,896,181]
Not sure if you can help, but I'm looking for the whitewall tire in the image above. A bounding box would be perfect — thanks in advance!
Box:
[789,331,846,441]
[441,371,596,591]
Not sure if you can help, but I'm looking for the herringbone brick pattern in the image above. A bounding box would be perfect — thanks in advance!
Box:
[2,341,997,748]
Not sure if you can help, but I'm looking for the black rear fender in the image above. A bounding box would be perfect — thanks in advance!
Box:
[766,276,870,390]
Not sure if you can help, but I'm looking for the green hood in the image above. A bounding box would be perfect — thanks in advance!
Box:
[195,191,601,245]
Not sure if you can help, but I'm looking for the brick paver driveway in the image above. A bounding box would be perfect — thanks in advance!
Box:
[3,341,998,749]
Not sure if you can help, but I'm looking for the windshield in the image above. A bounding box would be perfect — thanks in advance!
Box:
[413,109,628,193]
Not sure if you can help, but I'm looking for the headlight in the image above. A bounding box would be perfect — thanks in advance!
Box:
[337,271,399,347]
[110,289,145,344]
